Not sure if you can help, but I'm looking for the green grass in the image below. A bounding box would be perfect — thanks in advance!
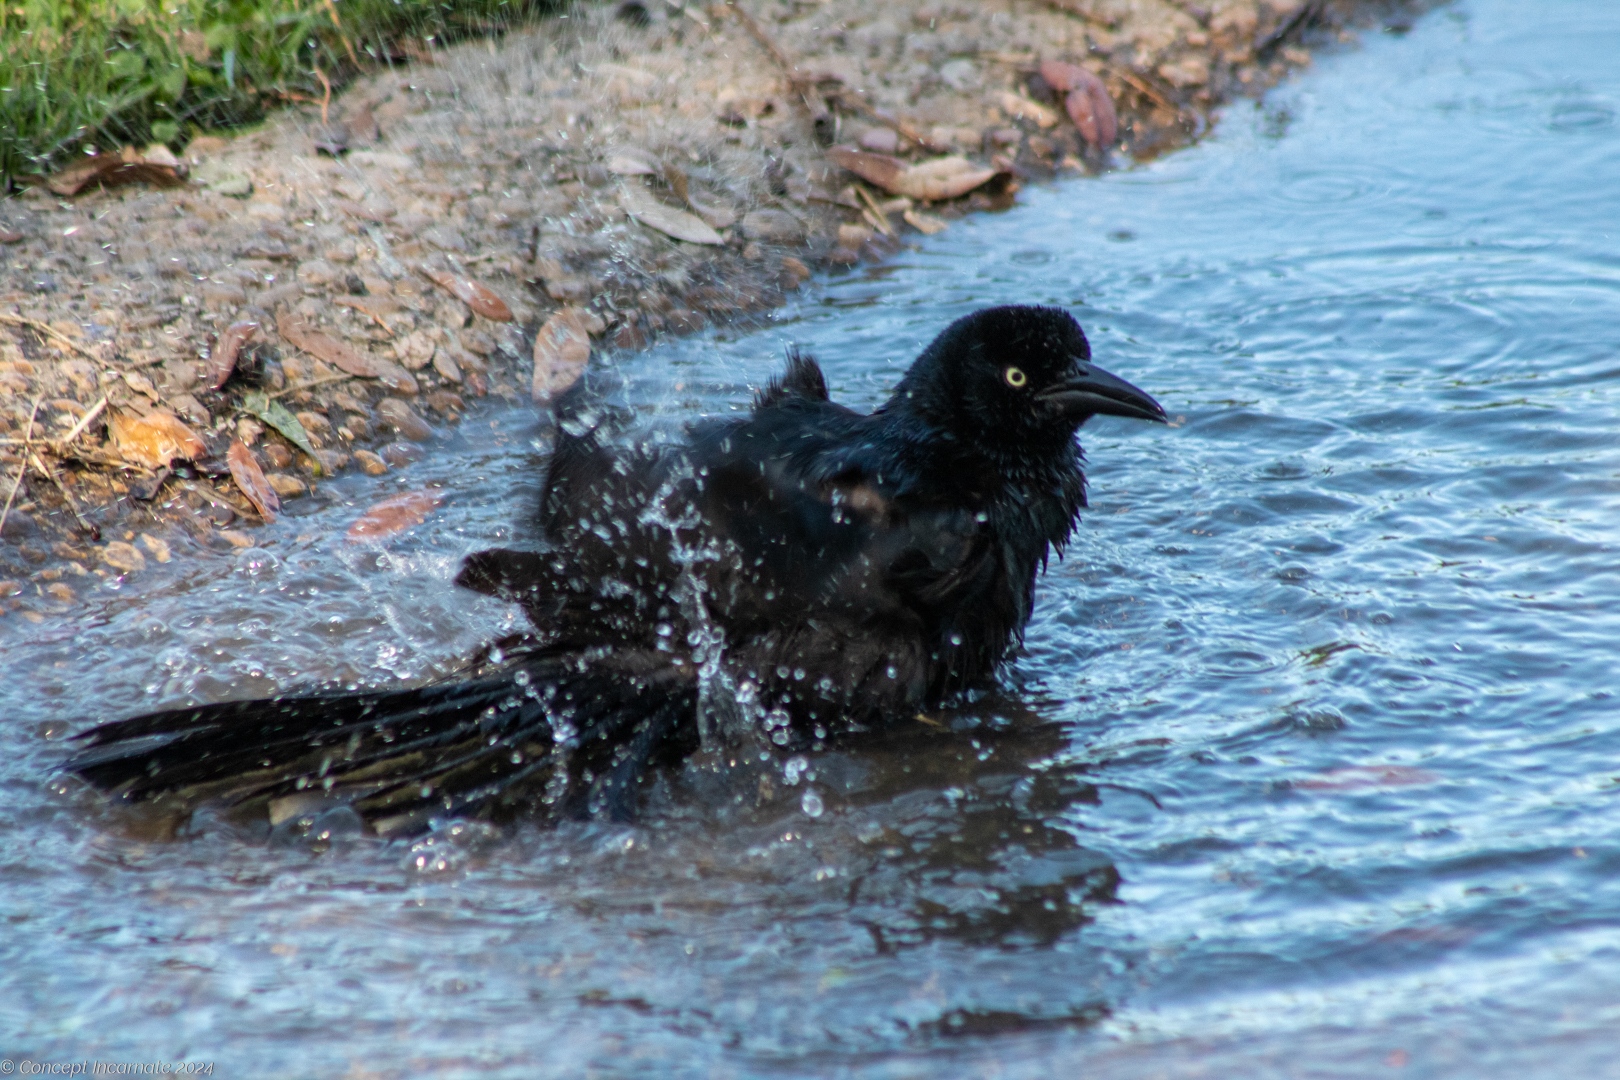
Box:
[0,0,544,185]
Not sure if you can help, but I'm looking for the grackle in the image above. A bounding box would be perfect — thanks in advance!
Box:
[67,306,1165,835]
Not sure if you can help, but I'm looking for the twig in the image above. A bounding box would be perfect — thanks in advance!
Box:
[270,372,356,398]
[0,396,42,539]
[313,65,334,126]
[322,0,361,68]
[852,184,895,237]
[1101,62,1180,116]
[29,449,97,540]
[0,313,106,367]
[57,396,107,449]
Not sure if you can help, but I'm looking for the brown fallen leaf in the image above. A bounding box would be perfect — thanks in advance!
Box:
[226,439,280,522]
[345,490,445,541]
[620,183,724,245]
[108,409,206,469]
[275,312,380,378]
[532,308,598,402]
[0,227,23,244]
[827,147,1005,202]
[44,145,187,197]
[1295,765,1439,792]
[419,269,513,322]
[208,320,260,390]
[1039,60,1117,148]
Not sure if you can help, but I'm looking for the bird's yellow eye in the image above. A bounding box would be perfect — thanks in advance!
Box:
[1004,366,1028,388]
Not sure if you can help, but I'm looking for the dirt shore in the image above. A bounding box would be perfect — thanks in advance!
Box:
[0,0,1411,617]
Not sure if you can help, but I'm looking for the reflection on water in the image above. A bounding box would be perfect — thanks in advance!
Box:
[6,0,1620,1074]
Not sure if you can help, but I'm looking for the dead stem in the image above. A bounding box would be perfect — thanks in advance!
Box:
[0,397,43,539]
[0,313,107,368]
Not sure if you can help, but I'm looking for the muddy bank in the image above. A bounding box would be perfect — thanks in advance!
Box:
[0,0,1414,614]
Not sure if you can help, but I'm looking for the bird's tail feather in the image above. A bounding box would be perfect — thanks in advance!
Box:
[66,650,697,836]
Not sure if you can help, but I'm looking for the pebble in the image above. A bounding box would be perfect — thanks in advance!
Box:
[431,347,462,383]
[137,534,172,562]
[312,449,350,474]
[237,418,265,445]
[371,359,419,396]
[740,209,806,243]
[396,331,436,370]
[296,259,341,287]
[218,530,255,549]
[377,398,434,441]
[263,443,294,469]
[45,582,74,603]
[101,541,146,573]
[266,472,307,497]
[379,441,424,467]
[353,449,389,476]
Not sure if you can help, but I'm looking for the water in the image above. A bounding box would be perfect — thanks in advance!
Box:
[5,2,1620,1074]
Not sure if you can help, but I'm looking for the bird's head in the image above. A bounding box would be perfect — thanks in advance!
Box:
[892,305,1165,457]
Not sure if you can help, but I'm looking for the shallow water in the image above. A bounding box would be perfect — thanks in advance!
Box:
[6,1,1620,1074]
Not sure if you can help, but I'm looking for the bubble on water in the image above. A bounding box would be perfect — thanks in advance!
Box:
[783,756,809,786]
[800,788,824,818]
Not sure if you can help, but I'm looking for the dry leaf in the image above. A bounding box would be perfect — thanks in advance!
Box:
[827,148,1005,202]
[345,490,445,541]
[997,91,1060,129]
[620,184,724,245]
[1039,61,1117,148]
[903,208,949,235]
[686,192,737,230]
[227,439,281,522]
[420,269,513,322]
[44,146,187,197]
[209,320,260,390]
[275,312,380,377]
[532,309,598,402]
[108,409,206,469]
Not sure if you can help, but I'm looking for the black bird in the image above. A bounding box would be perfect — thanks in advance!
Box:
[66,306,1165,835]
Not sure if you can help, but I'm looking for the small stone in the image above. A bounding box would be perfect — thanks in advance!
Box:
[263,443,293,469]
[201,282,248,309]
[138,533,172,563]
[237,418,264,445]
[391,333,434,372]
[168,393,210,427]
[858,127,900,153]
[101,541,146,573]
[266,472,307,497]
[544,276,594,304]
[294,410,332,437]
[379,441,424,467]
[218,529,256,548]
[194,160,253,197]
[326,238,357,264]
[312,449,350,473]
[296,259,341,287]
[377,398,434,441]
[45,582,74,603]
[431,347,462,383]
[371,359,419,396]
[434,298,471,330]
[837,223,874,249]
[739,209,805,243]
[354,449,388,475]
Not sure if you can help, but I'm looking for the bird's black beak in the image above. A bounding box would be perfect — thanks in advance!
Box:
[1037,361,1166,423]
